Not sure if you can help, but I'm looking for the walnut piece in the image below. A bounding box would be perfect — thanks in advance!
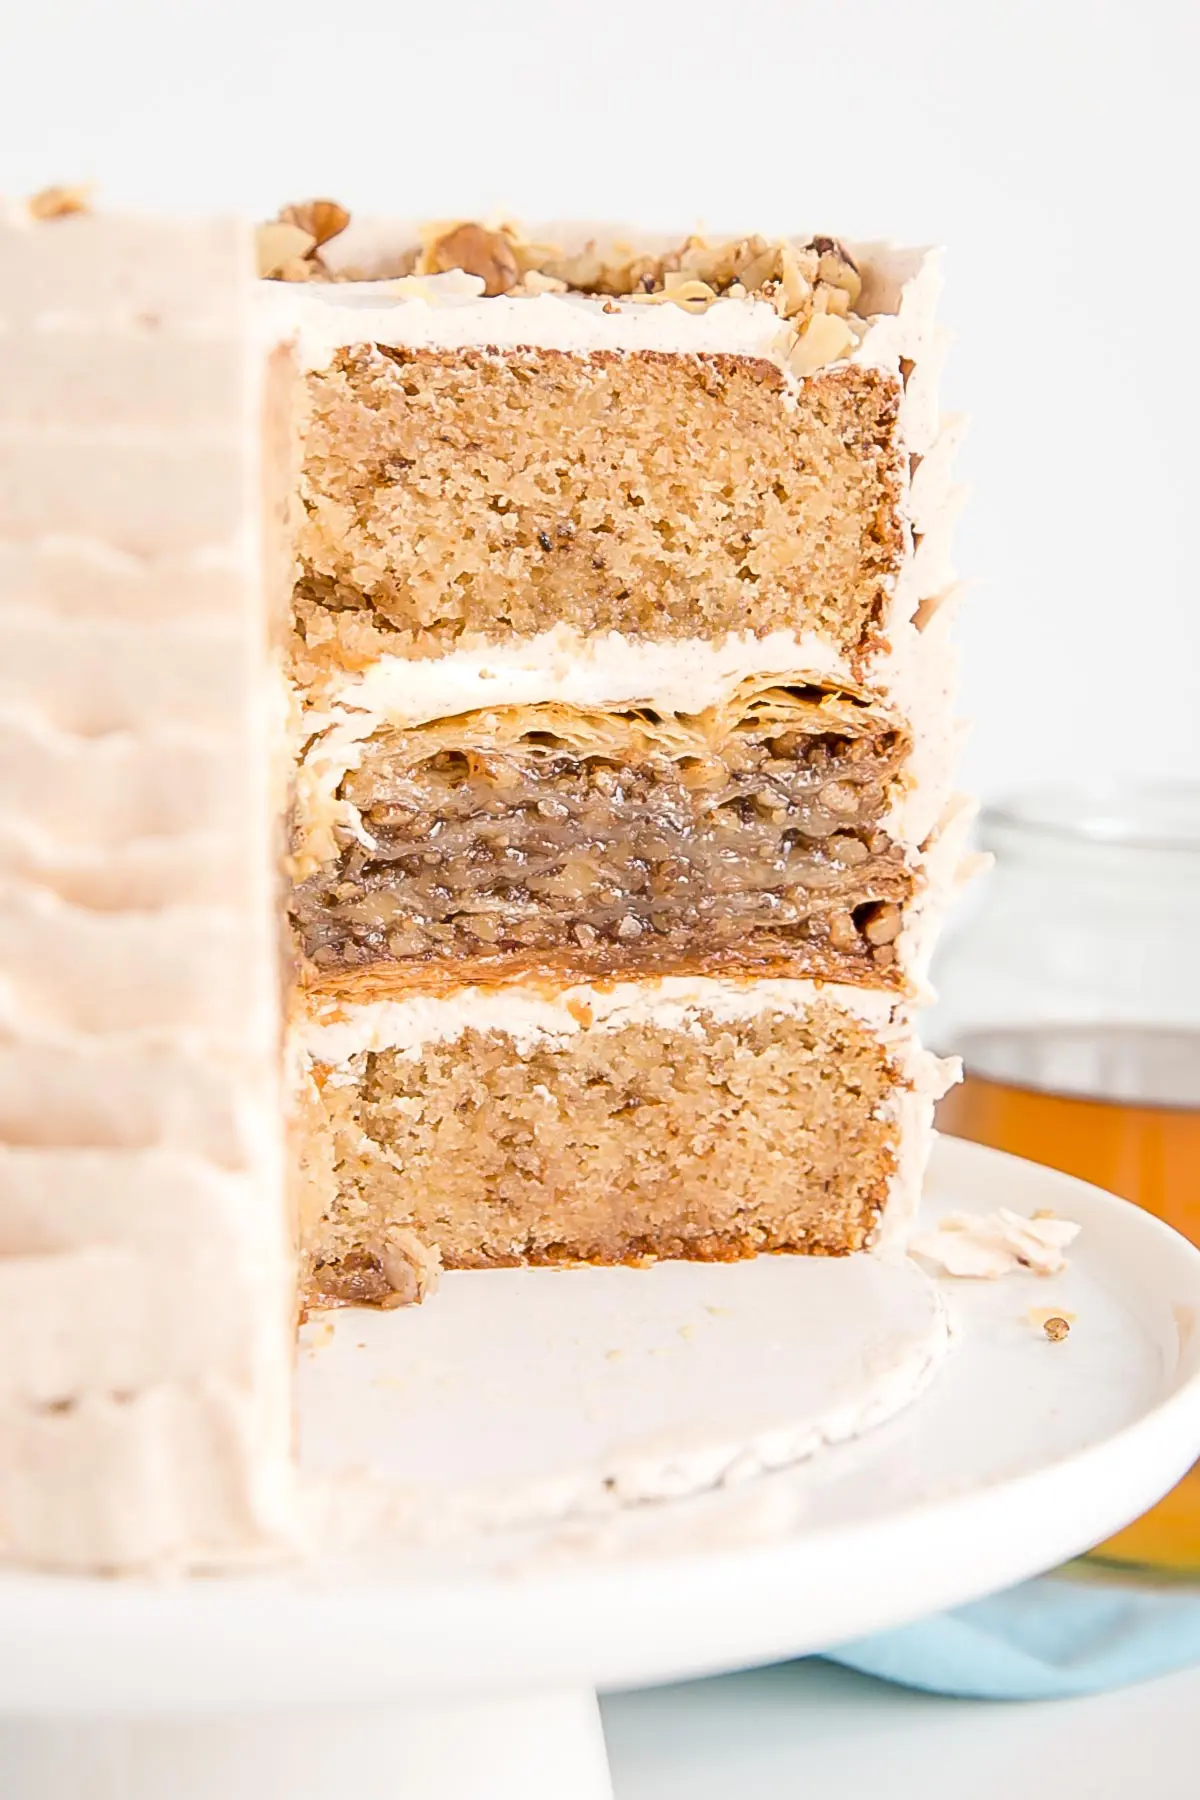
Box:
[787,311,857,377]
[428,222,519,296]
[812,237,863,307]
[279,198,350,250]
[257,220,317,280]
[28,184,91,221]
[633,272,720,314]
[517,268,570,296]
[861,901,902,946]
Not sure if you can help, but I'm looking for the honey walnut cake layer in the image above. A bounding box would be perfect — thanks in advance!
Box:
[0,200,967,1570]
[293,982,935,1309]
[294,350,904,664]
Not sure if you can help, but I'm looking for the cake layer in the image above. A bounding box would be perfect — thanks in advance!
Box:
[293,978,929,1307]
[291,684,914,992]
[294,348,903,670]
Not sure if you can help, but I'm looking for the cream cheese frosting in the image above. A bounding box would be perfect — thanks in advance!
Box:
[296,973,905,1067]
[262,225,938,393]
[0,211,296,1572]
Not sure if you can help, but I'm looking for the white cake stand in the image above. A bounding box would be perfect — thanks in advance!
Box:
[3,1137,1200,1800]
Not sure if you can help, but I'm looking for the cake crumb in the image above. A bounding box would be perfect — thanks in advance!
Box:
[304,1318,335,1352]
[1042,1316,1071,1342]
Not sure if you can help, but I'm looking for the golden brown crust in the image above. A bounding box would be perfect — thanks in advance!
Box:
[434,1229,870,1270]
[296,945,912,1001]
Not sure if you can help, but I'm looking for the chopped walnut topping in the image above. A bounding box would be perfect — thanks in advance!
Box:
[528,227,870,369]
[632,272,720,314]
[814,284,851,318]
[257,220,317,280]
[426,222,520,297]
[258,205,875,374]
[776,246,813,320]
[787,312,857,377]
[517,268,569,296]
[28,184,91,221]
[813,238,863,306]
[279,198,350,251]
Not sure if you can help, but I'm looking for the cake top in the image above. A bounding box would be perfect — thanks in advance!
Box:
[257,201,867,312]
[254,201,936,377]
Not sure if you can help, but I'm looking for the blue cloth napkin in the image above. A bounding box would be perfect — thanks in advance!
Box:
[820,1574,1200,1699]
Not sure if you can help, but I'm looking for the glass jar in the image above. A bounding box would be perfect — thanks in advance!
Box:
[928,781,1200,1575]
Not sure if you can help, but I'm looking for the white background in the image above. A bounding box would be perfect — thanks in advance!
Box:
[3,0,1198,800]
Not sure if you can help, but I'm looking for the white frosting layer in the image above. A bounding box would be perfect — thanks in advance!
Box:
[312,624,852,728]
[298,974,901,1067]
[262,228,936,386]
[264,277,794,371]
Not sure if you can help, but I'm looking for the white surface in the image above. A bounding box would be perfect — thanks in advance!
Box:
[2,1139,1200,1800]
[604,1658,1200,1799]
[3,0,1198,796]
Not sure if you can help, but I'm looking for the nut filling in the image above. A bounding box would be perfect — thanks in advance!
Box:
[291,687,915,988]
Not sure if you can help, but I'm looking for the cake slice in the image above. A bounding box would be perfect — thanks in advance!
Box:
[276,215,964,1309]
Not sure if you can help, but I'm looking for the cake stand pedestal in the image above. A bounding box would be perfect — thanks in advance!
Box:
[3,1140,1200,1800]
[0,1690,613,1800]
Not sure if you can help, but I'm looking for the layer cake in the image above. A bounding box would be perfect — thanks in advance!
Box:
[0,198,967,1568]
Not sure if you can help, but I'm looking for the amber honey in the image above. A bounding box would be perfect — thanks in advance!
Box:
[937,1024,1200,1574]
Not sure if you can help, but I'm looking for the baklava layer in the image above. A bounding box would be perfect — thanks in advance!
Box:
[292,684,915,991]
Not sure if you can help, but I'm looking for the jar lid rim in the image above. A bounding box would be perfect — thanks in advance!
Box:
[983,781,1200,854]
